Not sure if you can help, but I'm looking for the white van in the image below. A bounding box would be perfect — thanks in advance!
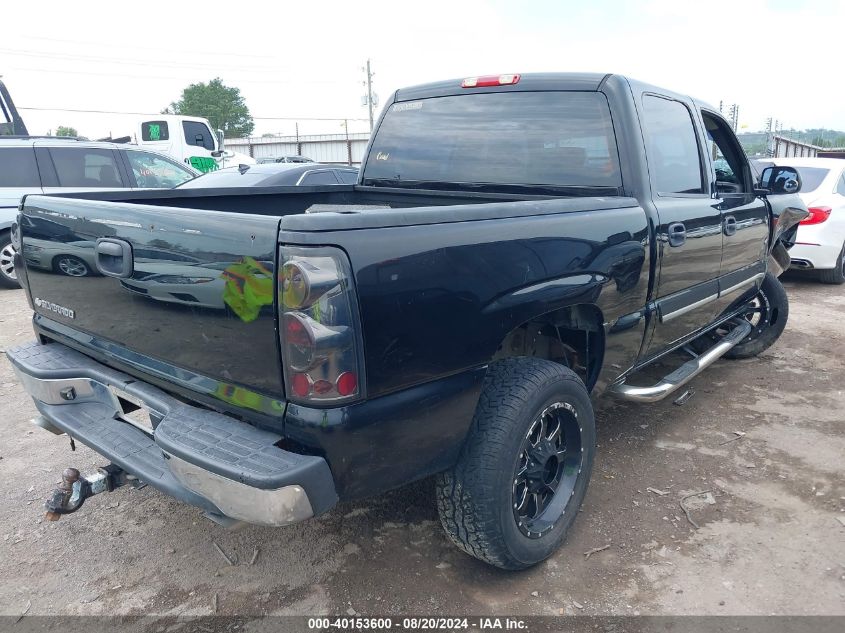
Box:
[136,115,255,173]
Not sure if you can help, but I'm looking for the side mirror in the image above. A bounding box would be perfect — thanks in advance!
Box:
[760,166,802,195]
[216,128,225,150]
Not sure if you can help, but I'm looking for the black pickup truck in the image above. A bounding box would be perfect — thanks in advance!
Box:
[7,73,807,570]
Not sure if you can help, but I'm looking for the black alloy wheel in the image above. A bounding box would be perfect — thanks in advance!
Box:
[512,401,582,539]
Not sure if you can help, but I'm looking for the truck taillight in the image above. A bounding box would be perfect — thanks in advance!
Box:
[799,206,831,226]
[279,246,362,404]
[461,74,520,88]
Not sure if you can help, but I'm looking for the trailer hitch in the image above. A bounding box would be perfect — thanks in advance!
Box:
[45,464,128,521]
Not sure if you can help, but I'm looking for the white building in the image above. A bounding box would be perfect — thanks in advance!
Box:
[223,132,371,164]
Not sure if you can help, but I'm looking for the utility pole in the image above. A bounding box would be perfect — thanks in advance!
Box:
[363,59,376,132]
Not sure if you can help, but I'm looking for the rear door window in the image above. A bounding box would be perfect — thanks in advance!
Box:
[642,96,705,195]
[0,147,40,187]
[48,148,126,187]
[182,121,215,151]
[124,150,195,188]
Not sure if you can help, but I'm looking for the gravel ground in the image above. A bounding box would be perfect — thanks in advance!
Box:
[0,275,843,619]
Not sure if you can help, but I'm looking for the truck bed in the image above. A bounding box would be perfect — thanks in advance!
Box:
[19,188,648,435]
[57,184,634,225]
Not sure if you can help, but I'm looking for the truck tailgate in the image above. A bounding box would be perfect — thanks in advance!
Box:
[19,195,285,417]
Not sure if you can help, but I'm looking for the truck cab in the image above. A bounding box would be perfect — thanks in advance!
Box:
[136,115,255,173]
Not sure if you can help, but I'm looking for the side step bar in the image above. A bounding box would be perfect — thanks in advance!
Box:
[608,320,752,403]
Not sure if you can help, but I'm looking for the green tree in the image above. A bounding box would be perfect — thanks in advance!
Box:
[55,125,78,137]
[167,78,254,138]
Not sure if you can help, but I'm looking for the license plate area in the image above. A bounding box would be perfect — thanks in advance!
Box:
[109,386,155,435]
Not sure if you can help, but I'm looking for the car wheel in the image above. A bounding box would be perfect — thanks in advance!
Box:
[818,243,845,285]
[436,357,596,570]
[53,255,91,277]
[0,231,21,289]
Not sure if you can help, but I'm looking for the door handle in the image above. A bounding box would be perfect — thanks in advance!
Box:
[723,215,737,236]
[95,238,133,278]
[667,222,686,247]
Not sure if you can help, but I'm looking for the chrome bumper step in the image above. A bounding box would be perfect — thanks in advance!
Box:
[6,341,338,526]
[608,320,752,403]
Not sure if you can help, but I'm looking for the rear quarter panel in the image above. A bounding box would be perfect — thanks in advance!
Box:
[281,204,651,399]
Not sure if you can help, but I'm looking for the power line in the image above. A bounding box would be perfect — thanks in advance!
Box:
[18,106,369,122]
[16,34,279,61]
[5,66,346,85]
[0,47,285,73]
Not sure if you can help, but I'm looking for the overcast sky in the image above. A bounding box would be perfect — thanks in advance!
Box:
[4,0,843,139]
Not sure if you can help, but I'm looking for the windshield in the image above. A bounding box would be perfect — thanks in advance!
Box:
[364,91,621,191]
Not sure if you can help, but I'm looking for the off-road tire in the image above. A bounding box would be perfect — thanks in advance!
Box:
[0,230,20,289]
[724,272,789,359]
[818,243,845,285]
[436,357,596,570]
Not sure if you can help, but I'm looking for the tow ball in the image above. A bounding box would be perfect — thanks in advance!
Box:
[44,464,129,521]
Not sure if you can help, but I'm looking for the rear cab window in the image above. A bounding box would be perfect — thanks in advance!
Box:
[141,121,170,141]
[0,147,40,187]
[48,147,125,187]
[336,170,359,184]
[300,171,340,185]
[363,91,622,192]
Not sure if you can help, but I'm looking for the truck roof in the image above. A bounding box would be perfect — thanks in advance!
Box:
[394,72,718,114]
[395,72,612,102]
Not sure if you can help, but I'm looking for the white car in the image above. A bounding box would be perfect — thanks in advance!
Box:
[762,157,845,284]
[119,260,230,309]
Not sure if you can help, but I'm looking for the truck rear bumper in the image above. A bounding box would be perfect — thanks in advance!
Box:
[7,341,338,526]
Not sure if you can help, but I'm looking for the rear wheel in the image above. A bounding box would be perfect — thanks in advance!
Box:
[0,231,20,289]
[436,357,596,570]
[818,243,845,285]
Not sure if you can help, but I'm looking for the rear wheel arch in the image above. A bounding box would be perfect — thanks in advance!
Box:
[490,304,605,392]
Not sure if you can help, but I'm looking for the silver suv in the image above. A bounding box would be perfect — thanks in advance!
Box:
[0,137,198,288]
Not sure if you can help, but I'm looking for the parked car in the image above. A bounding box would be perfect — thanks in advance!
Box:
[0,137,199,287]
[257,155,315,164]
[8,73,806,570]
[119,261,233,309]
[753,157,845,283]
[176,162,359,188]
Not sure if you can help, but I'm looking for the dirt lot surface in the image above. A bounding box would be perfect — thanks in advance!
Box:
[1,275,844,620]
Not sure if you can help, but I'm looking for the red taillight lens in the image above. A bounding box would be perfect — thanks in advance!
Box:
[291,373,312,397]
[279,246,362,404]
[462,74,520,88]
[283,312,314,348]
[336,371,358,396]
[800,206,832,226]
